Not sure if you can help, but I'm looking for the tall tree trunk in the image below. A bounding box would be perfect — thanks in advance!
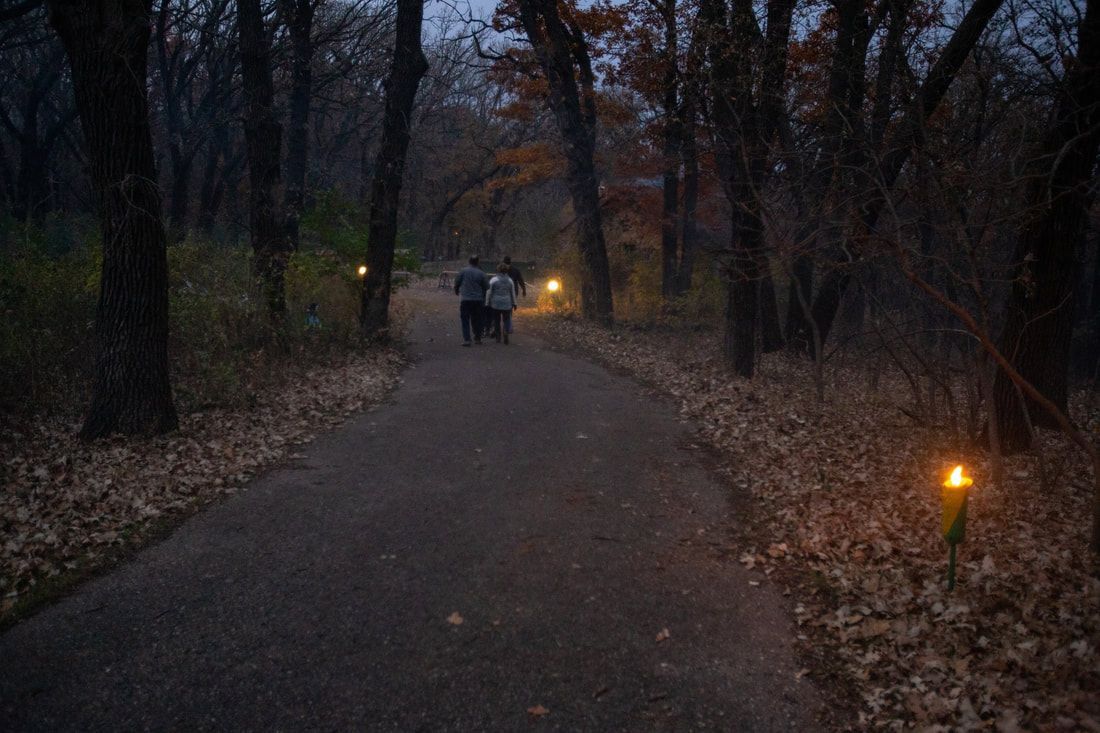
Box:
[238,0,288,316]
[1082,234,1100,375]
[676,31,703,295]
[724,211,761,377]
[14,136,49,222]
[47,0,178,439]
[5,51,65,222]
[703,0,794,374]
[359,0,428,336]
[659,0,680,300]
[990,0,1100,453]
[784,248,814,347]
[755,0,794,354]
[517,0,613,323]
[197,117,228,233]
[485,185,511,258]
[0,135,13,210]
[677,127,699,294]
[870,0,910,152]
[760,268,785,352]
[280,0,315,251]
[166,144,191,236]
[155,2,189,238]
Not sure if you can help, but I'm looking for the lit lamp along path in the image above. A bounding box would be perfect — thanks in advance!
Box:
[941,465,972,591]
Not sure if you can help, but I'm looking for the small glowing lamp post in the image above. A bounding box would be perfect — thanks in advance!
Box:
[941,465,972,591]
[357,265,368,278]
[546,278,561,293]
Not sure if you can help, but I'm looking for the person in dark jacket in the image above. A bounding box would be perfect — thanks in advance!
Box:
[454,255,489,346]
[502,256,527,297]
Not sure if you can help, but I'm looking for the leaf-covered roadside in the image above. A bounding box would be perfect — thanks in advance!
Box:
[0,348,405,623]
[530,313,1100,731]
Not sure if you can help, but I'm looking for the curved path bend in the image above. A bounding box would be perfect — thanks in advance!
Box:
[1,291,824,731]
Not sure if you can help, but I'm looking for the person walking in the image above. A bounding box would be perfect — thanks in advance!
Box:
[502,255,527,297]
[485,263,517,344]
[454,255,489,346]
[487,255,527,340]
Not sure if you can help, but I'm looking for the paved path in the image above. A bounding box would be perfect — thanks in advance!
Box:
[1,291,824,731]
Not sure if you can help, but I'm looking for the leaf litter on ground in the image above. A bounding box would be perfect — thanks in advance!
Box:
[529,311,1100,731]
[0,347,404,623]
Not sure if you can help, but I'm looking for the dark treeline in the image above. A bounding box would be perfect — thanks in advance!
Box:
[0,0,545,435]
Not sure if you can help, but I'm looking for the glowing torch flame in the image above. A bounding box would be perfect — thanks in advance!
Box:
[547,279,560,292]
[944,465,972,489]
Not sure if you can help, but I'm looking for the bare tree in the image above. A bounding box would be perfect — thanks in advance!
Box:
[239,0,290,316]
[47,0,178,439]
[516,0,614,323]
[359,0,428,336]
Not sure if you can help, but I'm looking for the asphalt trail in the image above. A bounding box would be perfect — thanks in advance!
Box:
[1,291,824,731]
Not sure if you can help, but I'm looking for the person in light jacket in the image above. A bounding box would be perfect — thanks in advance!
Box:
[485,263,517,344]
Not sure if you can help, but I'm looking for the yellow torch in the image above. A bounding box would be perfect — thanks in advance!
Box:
[941,465,972,591]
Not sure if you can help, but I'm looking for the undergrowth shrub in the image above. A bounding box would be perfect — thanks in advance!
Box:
[0,215,99,413]
[536,239,724,328]
[0,200,402,418]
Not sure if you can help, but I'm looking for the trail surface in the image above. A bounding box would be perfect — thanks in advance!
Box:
[1,290,823,731]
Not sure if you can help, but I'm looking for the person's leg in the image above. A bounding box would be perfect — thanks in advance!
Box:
[459,301,472,344]
[472,302,483,343]
[502,309,512,344]
[493,309,503,341]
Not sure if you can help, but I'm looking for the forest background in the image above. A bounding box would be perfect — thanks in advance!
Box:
[2,0,1100,727]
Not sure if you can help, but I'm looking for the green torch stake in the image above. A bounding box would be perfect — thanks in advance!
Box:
[941,466,972,592]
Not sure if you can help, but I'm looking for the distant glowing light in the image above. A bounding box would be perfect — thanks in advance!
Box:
[547,279,560,292]
[357,265,368,277]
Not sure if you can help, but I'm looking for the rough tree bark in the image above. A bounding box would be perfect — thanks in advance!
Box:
[238,0,289,317]
[47,0,178,439]
[517,0,614,323]
[359,0,428,337]
[990,0,1100,453]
